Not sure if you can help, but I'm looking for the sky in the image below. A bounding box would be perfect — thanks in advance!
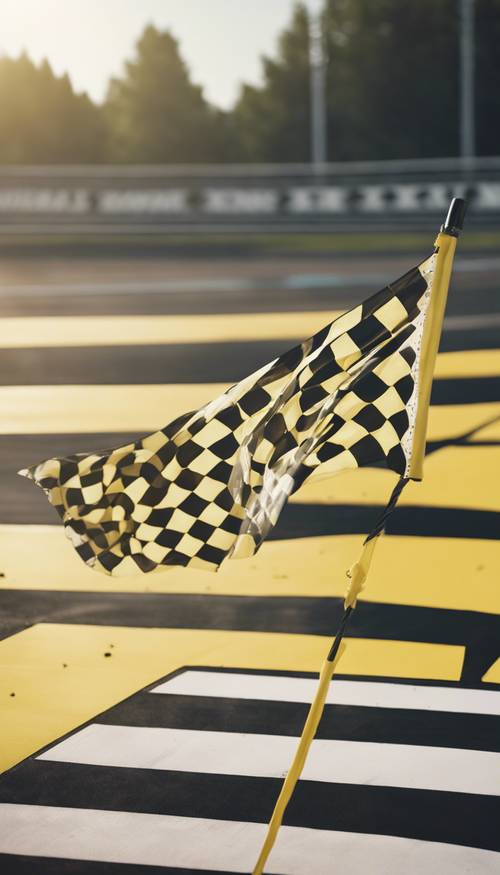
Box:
[0,0,315,108]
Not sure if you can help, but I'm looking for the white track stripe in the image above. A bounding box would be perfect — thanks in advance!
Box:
[1,805,498,873]
[152,670,500,716]
[38,724,500,796]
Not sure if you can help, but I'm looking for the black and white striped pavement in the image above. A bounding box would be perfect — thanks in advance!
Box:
[1,667,500,873]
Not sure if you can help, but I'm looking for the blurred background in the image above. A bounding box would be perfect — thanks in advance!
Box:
[0,0,499,248]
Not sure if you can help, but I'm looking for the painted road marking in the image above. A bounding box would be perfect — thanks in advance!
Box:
[299,446,500,512]
[3,664,499,850]
[473,417,500,440]
[432,349,500,377]
[0,312,340,347]
[154,670,500,715]
[0,383,222,433]
[483,658,500,684]
[2,383,497,434]
[0,624,464,772]
[38,723,500,795]
[1,308,499,361]
[1,806,498,873]
[1,528,498,615]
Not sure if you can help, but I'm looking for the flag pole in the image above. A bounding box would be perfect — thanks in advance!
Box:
[408,197,466,479]
[251,477,409,875]
[252,198,466,875]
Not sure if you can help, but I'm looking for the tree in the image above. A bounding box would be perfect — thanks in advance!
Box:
[0,53,107,163]
[104,25,231,162]
[231,4,311,162]
[232,0,500,162]
[231,0,462,162]
[323,0,459,160]
[475,0,500,156]
[1,3,497,165]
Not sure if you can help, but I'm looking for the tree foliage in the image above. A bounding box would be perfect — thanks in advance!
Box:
[0,53,107,163]
[104,25,231,162]
[323,0,460,159]
[231,4,311,162]
[0,4,498,164]
[231,0,499,162]
[475,0,500,155]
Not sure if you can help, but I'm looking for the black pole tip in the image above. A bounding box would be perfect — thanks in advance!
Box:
[442,198,467,237]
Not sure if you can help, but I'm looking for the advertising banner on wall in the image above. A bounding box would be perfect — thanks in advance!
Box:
[0,161,498,232]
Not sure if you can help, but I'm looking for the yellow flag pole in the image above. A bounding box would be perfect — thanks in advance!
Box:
[252,641,347,875]
[408,199,465,479]
[251,198,465,875]
[251,478,406,875]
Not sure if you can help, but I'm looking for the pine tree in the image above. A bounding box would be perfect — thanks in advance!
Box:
[104,25,230,162]
[0,53,107,163]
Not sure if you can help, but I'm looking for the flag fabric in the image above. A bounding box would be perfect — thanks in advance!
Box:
[20,253,436,577]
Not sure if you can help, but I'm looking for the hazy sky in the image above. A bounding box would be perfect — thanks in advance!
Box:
[0,0,312,108]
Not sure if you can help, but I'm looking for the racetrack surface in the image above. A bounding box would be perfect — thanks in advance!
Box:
[0,249,499,874]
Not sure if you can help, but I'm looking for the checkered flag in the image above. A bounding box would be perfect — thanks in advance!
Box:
[20,253,437,577]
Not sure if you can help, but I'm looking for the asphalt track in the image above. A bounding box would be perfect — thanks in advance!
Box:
[0,248,499,873]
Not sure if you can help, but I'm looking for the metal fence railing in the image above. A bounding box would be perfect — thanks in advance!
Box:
[0,157,499,234]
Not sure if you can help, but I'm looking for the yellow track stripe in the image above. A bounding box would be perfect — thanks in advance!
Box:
[433,349,500,377]
[0,311,498,377]
[482,658,500,683]
[0,312,341,348]
[0,312,497,381]
[296,445,500,512]
[0,383,222,434]
[473,418,500,440]
[1,528,498,615]
[0,623,465,772]
[2,383,498,436]
[403,402,499,442]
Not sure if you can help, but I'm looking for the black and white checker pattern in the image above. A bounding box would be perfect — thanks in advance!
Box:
[21,257,434,575]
